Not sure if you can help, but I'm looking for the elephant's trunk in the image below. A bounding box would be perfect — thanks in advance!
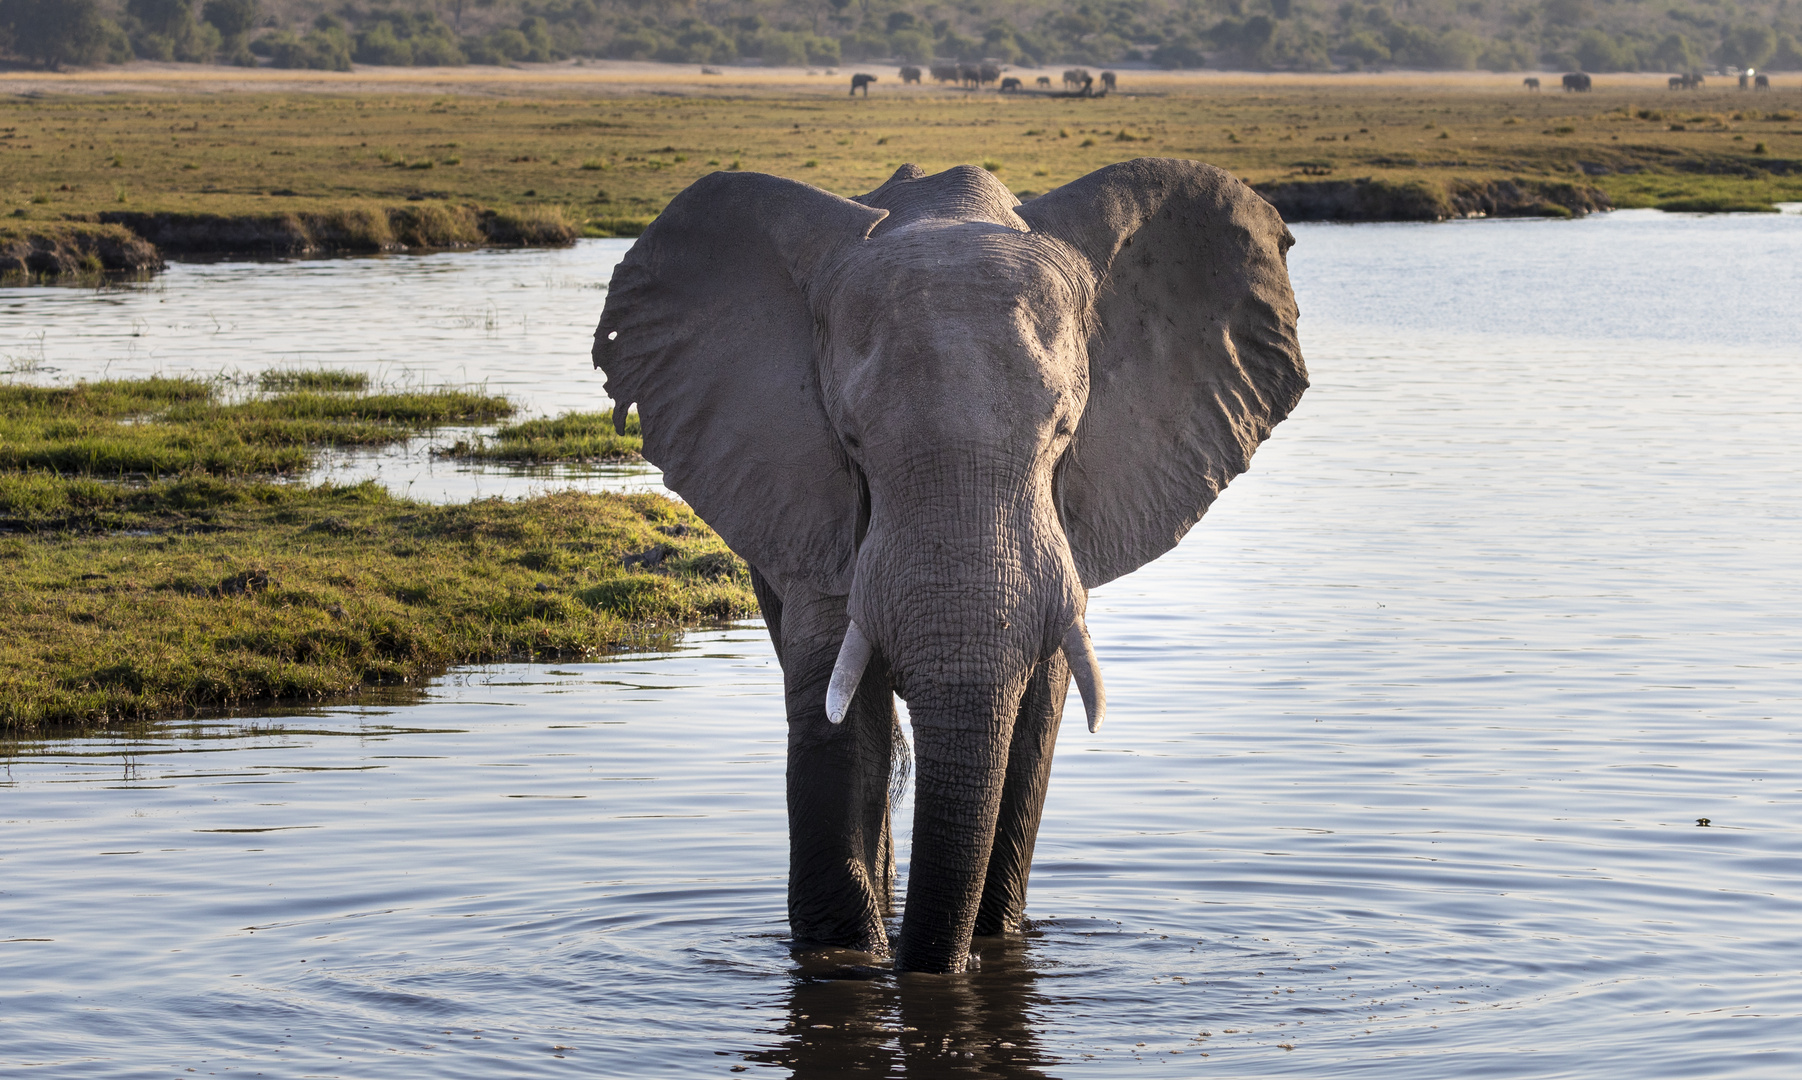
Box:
[845,446,1088,972]
[893,678,1026,973]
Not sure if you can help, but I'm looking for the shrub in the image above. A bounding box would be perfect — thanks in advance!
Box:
[266,27,352,70]
[0,0,127,68]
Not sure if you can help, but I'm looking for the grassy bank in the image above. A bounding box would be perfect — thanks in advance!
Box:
[0,219,162,278]
[4,80,1799,253]
[0,375,746,734]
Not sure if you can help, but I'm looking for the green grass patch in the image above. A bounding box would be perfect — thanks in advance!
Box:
[0,480,753,733]
[1652,197,1779,214]
[0,376,514,478]
[256,368,370,393]
[445,409,643,464]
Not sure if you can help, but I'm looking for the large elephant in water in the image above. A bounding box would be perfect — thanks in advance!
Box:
[593,158,1307,973]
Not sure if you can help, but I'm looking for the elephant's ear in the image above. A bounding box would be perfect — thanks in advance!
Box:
[595,171,888,595]
[1017,158,1307,590]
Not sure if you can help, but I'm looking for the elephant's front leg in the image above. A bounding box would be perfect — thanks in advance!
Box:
[974,653,1069,936]
[777,585,898,954]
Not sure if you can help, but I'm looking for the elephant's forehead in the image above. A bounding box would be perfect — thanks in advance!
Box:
[840,224,1086,314]
[858,163,1026,234]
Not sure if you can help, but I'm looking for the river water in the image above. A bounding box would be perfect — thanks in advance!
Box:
[4,210,1802,1078]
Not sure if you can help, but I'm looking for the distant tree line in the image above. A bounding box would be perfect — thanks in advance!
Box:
[4,0,1800,74]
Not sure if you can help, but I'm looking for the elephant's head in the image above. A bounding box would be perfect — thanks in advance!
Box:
[595,160,1305,972]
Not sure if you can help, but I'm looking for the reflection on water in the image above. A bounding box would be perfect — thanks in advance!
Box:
[305,434,668,504]
[4,211,1802,1077]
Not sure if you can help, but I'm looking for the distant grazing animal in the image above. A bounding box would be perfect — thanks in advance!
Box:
[1672,72,1705,89]
[979,62,1001,86]
[1036,75,1051,88]
[1740,72,1751,90]
[1080,74,1095,96]
[1668,75,1684,89]
[930,63,959,83]
[1000,76,1022,92]
[1562,72,1592,92]
[959,63,981,88]
[1100,71,1116,92]
[1756,73,1770,90]
[1524,76,1540,91]
[1063,67,1090,90]
[900,65,922,84]
[851,73,876,96]
[701,66,722,75]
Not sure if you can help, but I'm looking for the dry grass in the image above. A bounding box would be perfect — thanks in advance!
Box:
[3,70,1798,239]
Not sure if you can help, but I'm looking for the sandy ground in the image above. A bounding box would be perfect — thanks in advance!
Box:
[0,59,1740,99]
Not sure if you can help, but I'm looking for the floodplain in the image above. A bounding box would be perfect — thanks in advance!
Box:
[3,63,1799,261]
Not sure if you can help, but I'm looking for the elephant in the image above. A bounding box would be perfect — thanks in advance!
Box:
[930,63,959,84]
[850,73,876,96]
[1756,73,1771,90]
[1563,71,1592,91]
[1524,76,1541,91]
[593,158,1307,973]
[899,65,922,85]
[1062,67,1090,89]
[1036,76,1052,89]
[1100,70,1117,92]
[1000,76,1022,92]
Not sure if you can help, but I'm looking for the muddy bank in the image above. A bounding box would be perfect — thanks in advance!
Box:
[97,203,578,257]
[0,222,164,279]
[1255,177,1612,222]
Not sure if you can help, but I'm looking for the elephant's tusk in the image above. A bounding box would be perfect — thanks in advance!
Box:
[825,621,874,725]
[1062,619,1107,733]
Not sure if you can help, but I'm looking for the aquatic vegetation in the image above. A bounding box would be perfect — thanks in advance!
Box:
[0,483,754,733]
[0,375,750,732]
[256,369,371,392]
[444,409,643,463]
[0,376,513,477]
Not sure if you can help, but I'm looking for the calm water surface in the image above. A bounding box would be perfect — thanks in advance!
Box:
[4,211,1802,1077]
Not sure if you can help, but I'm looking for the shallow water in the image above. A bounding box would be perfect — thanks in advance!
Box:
[0,241,656,502]
[5,210,1802,1077]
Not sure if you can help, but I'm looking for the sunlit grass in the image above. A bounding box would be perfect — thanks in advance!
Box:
[445,409,642,463]
[0,375,514,477]
[0,375,749,733]
[3,84,1797,239]
[0,481,753,733]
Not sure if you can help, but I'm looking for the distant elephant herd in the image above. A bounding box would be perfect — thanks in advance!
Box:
[1524,70,1775,93]
[855,66,1777,100]
[856,64,1116,97]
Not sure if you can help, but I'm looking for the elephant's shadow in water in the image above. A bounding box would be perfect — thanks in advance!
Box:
[744,934,1057,1079]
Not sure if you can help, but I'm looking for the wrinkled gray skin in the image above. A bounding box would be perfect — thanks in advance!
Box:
[594,158,1306,973]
